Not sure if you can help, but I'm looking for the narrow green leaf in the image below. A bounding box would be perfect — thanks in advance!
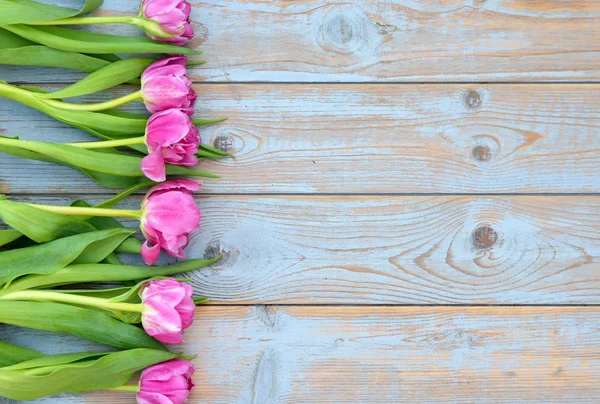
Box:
[0,0,103,26]
[0,229,22,247]
[0,44,111,72]
[192,117,228,126]
[5,257,220,291]
[0,342,43,367]
[72,199,143,254]
[36,58,153,99]
[4,24,200,55]
[0,228,133,287]
[0,349,175,400]
[0,301,165,350]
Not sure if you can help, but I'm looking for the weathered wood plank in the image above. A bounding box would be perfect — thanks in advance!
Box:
[9,194,600,304]
[1,84,599,194]
[3,1,600,83]
[4,307,600,403]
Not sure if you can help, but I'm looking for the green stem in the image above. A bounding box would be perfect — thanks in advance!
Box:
[67,136,147,149]
[27,16,174,39]
[41,90,143,112]
[29,16,139,26]
[0,290,144,313]
[25,203,142,219]
[105,385,140,393]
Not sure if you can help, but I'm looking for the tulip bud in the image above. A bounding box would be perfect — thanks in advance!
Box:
[140,0,194,45]
[140,280,195,344]
[140,181,201,265]
[141,56,196,115]
[137,359,195,404]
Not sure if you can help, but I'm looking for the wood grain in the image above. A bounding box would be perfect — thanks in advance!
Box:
[1,84,600,194]
[9,194,600,304]
[4,307,600,403]
[3,1,600,82]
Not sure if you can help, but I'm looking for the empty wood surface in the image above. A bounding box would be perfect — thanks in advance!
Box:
[11,194,598,305]
[3,306,600,403]
[1,84,600,194]
[4,1,600,83]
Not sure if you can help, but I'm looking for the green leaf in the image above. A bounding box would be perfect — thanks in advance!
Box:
[5,257,220,291]
[0,44,111,72]
[0,0,103,26]
[0,301,165,351]
[0,229,22,247]
[0,348,175,400]
[36,58,153,99]
[0,342,43,367]
[0,199,96,243]
[0,228,133,287]
[4,24,200,55]
[71,199,143,254]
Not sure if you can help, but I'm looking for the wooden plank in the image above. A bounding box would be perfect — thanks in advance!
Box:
[8,194,600,304]
[3,1,600,83]
[1,84,600,194]
[4,307,600,403]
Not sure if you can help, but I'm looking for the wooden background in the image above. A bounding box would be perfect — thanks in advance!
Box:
[1,0,600,402]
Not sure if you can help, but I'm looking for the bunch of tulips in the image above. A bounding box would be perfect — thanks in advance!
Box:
[0,0,228,403]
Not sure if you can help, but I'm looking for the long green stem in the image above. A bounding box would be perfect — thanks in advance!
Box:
[67,136,147,149]
[25,203,142,219]
[28,16,139,26]
[26,16,174,39]
[0,290,144,313]
[41,90,143,112]
[105,385,140,393]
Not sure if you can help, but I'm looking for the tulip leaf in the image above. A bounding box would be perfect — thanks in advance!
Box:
[0,301,165,351]
[36,58,154,99]
[0,199,96,243]
[5,257,220,292]
[0,342,43,367]
[71,199,142,254]
[4,24,200,55]
[0,349,175,400]
[0,0,103,26]
[0,228,133,287]
[4,352,106,371]
[0,229,22,247]
[0,44,111,72]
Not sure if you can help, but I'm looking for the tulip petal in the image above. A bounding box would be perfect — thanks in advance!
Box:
[141,241,162,266]
[141,151,167,182]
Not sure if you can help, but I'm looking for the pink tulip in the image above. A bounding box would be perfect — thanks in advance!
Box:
[140,0,194,45]
[137,359,195,404]
[140,180,201,265]
[140,279,195,344]
[141,56,196,115]
[140,109,201,182]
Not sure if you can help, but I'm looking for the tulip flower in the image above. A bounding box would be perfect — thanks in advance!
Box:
[141,109,201,182]
[141,0,194,46]
[136,359,195,404]
[17,0,195,46]
[0,279,196,344]
[141,280,195,344]
[142,56,197,114]
[19,181,201,265]
[140,180,201,265]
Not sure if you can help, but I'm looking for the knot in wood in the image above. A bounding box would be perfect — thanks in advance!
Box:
[465,90,482,109]
[472,145,493,162]
[213,135,234,152]
[471,226,498,250]
[318,8,369,55]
